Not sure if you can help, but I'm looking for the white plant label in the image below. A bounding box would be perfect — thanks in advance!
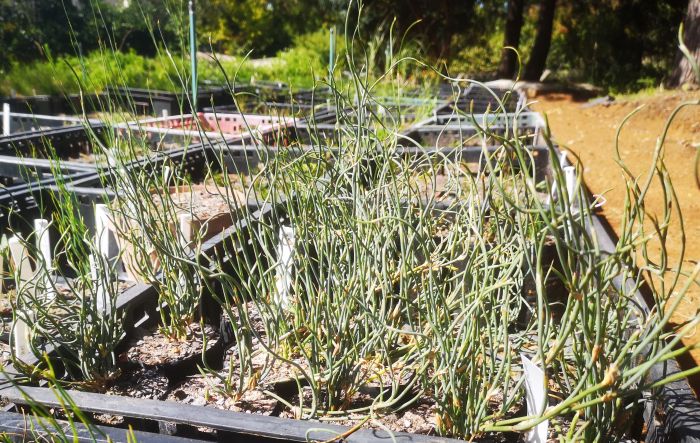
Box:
[545,150,569,207]
[13,310,33,358]
[0,236,6,282]
[274,226,296,309]
[564,166,578,211]
[2,103,10,135]
[522,354,548,443]
[8,235,35,358]
[95,204,117,261]
[8,236,32,283]
[558,150,569,168]
[178,213,194,250]
[34,219,51,268]
[90,254,108,313]
[34,219,54,300]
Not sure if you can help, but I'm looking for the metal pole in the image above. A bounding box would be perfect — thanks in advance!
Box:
[329,26,335,77]
[189,0,198,111]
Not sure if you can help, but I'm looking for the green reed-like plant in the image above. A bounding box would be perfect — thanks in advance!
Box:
[105,157,210,340]
[9,172,123,386]
[193,60,700,441]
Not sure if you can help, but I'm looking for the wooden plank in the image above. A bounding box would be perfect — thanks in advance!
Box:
[2,386,460,443]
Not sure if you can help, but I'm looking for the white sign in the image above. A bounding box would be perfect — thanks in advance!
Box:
[274,226,296,309]
[522,354,549,443]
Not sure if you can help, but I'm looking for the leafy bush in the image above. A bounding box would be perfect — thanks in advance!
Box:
[0,51,181,96]
[0,33,341,97]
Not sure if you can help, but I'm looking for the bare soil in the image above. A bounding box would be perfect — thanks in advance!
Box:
[154,185,243,223]
[531,89,700,390]
[100,302,445,437]
[0,289,15,317]
[121,322,218,367]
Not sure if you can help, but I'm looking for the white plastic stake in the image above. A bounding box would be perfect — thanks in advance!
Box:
[34,219,54,300]
[162,165,172,185]
[2,103,10,135]
[178,213,193,249]
[34,219,51,266]
[8,236,35,359]
[90,255,107,312]
[564,166,578,209]
[546,150,569,206]
[558,150,568,167]
[274,226,296,309]
[522,355,549,443]
[13,310,33,358]
[0,235,7,282]
[95,204,117,261]
[8,236,32,283]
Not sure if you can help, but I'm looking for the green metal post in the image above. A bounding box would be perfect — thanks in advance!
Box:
[329,26,335,77]
[189,0,197,110]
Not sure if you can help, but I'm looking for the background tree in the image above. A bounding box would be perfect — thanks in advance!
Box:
[105,0,183,55]
[497,0,525,79]
[358,0,477,60]
[523,0,556,81]
[0,0,98,70]
[669,0,700,86]
[551,0,686,89]
[0,0,695,93]
[197,0,336,56]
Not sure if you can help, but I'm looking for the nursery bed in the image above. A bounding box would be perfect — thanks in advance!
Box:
[0,119,225,168]
[105,86,237,116]
[0,410,199,443]
[0,142,224,236]
[1,386,461,443]
[2,206,697,442]
[1,93,104,116]
[1,85,699,442]
[0,155,94,188]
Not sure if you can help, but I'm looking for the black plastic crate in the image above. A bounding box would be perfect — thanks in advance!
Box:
[435,85,525,115]
[0,155,94,188]
[1,93,104,115]
[1,112,91,135]
[0,119,216,167]
[0,123,108,159]
[105,86,238,116]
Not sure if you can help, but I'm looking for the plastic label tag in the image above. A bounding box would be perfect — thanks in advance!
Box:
[522,354,548,443]
[274,226,296,309]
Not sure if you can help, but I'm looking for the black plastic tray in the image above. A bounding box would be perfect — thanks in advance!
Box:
[434,85,525,115]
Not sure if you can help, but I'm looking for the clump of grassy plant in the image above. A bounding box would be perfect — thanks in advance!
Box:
[197,53,700,440]
[9,173,123,387]
[105,156,211,340]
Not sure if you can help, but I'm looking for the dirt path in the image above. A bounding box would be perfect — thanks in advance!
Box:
[531,90,700,388]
